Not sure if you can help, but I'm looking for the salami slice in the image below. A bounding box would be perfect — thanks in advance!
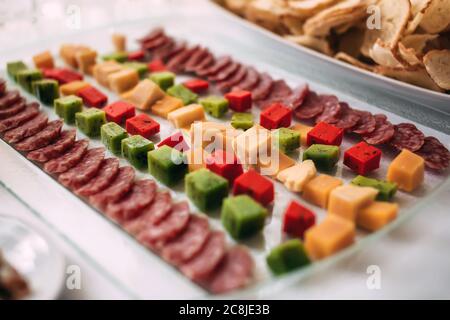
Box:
[138,201,190,250]
[161,215,210,266]
[152,38,175,60]
[256,79,293,109]
[58,147,105,190]
[0,79,5,96]
[285,84,309,109]
[138,27,165,44]
[208,62,240,82]
[390,123,425,152]
[142,35,169,51]
[351,110,376,135]
[166,46,199,73]
[180,232,226,282]
[197,56,232,77]
[208,246,254,294]
[216,65,247,92]
[27,129,76,162]
[251,73,274,101]
[105,179,157,222]
[328,102,361,130]
[3,113,48,143]
[124,191,173,235]
[0,103,39,133]
[161,42,187,62]
[416,137,450,171]
[89,166,135,209]
[15,120,63,151]
[192,53,214,73]
[294,91,324,120]
[0,99,26,119]
[362,114,395,145]
[75,158,120,196]
[232,66,260,91]
[184,47,209,72]
[44,139,89,174]
[314,95,342,124]
[0,90,21,109]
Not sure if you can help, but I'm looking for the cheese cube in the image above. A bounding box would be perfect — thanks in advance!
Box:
[167,104,205,129]
[60,44,90,68]
[387,149,424,192]
[357,201,398,231]
[290,123,312,146]
[233,125,271,166]
[33,50,54,69]
[254,148,296,177]
[304,214,355,260]
[121,79,165,111]
[328,185,378,221]
[93,61,123,87]
[75,49,97,75]
[277,160,316,192]
[60,81,90,96]
[190,121,227,150]
[108,68,139,94]
[303,174,343,208]
[112,33,126,52]
[151,95,183,118]
[185,147,208,172]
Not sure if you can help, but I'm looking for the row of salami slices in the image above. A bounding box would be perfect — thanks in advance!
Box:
[138,28,450,171]
[0,80,254,295]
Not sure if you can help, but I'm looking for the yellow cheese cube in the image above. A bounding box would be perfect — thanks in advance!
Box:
[33,50,54,69]
[93,61,124,87]
[328,185,378,221]
[151,95,183,118]
[304,214,355,260]
[75,49,97,74]
[387,149,424,192]
[167,104,206,129]
[59,44,90,68]
[290,123,312,146]
[59,81,90,96]
[233,125,272,166]
[121,79,165,111]
[112,33,126,52]
[253,148,296,177]
[277,159,317,192]
[303,174,343,208]
[108,69,139,94]
[185,147,209,172]
[357,201,398,231]
[190,122,241,153]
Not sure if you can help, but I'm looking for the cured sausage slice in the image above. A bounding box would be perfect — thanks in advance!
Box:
[161,42,187,62]
[197,56,232,77]
[137,28,165,44]
[328,102,361,130]
[166,46,199,73]
[44,139,89,174]
[191,52,214,74]
[315,95,341,124]
[0,99,26,119]
[285,84,309,109]
[208,62,240,82]
[390,123,425,152]
[58,147,105,190]
[3,113,48,143]
[105,179,157,222]
[27,129,76,162]
[415,137,450,171]
[208,246,254,294]
[362,114,395,145]
[232,66,260,91]
[0,90,21,109]
[0,103,39,133]
[0,79,5,96]
[180,232,226,282]
[351,110,376,135]
[294,91,324,120]
[184,47,209,73]
[161,215,210,266]
[152,38,175,60]
[216,65,248,92]
[75,158,120,196]
[251,73,274,101]
[142,34,170,51]
[89,166,135,209]
[256,79,293,109]
[15,120,63,151]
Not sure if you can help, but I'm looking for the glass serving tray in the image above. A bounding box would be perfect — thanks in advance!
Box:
[0,11,449,299]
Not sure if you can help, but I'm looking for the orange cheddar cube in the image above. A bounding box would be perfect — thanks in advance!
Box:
[33,50,54,69]
[167,104,205,129]
[290,123,312,146]
[75,48,97,74]
[302,174,343,208]
[357,201,398,231]
[93,61,123,87]
[328,185,378,221]
[304,214,355,260]
[112,33,126,52]
[59,81,90,96]
[108,68,139,94]
[121,79,165,110]
[387,149,424,192]
[151,95,183,118]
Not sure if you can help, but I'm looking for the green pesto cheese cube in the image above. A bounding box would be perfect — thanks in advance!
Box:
[303,144,340,171]
[16,69,43,93]
[199,96,229,118]
[148,145,187,186]
[222,195,267,239]
[123,62,148,78]
[351,175,397,201]
[266,239,310,275]
[185,168,229,212]
[54,95,83,124]
[231,112,253,130]
[101,122,128,156]
[32,79,59,105]
[167,84,198,105]
[75,108,106,137]
[273,128,300,153]
[149,72,175,91]
[102,52,128,63]
[6,61,27,80]
[121,135,154,169]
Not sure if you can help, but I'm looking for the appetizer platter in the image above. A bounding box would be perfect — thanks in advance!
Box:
[0,18,449,298]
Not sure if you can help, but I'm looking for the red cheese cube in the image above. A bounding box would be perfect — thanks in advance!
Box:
[148,59,166,72]
[77,86,108,108]
[307,121,344,146]
[344,141,381,175]
[259,103,292,129]
[44,68,83,84]
[126,114,160,138]
[224,90,252,112]
[283,201,315,239]
[206,149,243,184]
[233,169,274,206]
[103,101,136,125]
[158,131,190,152]
[127,50,145,61]
[183,79,209,94]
